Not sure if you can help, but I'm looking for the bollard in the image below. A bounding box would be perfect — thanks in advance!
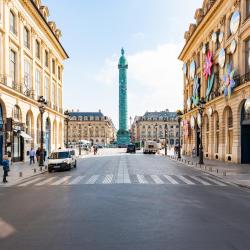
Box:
[40,166,42,171]
[216,169,219,173]
[188,161,190,165]
[223,171,226,176]
[34,168,37,173]
[19,172,22,178]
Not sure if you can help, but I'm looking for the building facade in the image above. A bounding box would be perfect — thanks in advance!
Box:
[131,110,182,148]
[0,0,68,162]
[179,0,250,163]
[67,111,116,146]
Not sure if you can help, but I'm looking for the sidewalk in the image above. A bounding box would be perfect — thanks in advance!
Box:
[167,154,250,189]
[0,161,47,187]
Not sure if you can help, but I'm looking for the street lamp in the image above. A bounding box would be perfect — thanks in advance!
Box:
[64,110,70,148]
[176,110,183,159]
[198,97,206,165]
[164,124,168,156]
[38,96,47,166]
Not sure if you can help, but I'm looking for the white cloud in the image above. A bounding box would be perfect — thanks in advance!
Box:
[95,43,183,121]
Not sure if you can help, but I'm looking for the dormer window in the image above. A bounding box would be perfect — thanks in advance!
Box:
[10,10,16,35]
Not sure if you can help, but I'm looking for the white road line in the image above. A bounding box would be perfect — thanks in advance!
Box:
[190,176,211,186]
[151,175,164,184]
[85,175,99,184]
[137,175,148,184]
[35,177,57,186]
[18,177,44,187]
[179,176,195,185]
[123,175,131,184]
[163,175,179,184]
[203,176,227,186]
[102,175,113,184]
[50,176,72,185]
[68,176,85,185]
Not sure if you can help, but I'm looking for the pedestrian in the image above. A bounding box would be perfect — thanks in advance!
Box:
[44,149,47,162]
[36,148,40,164]
[2,155,10,183]
[29,148,36,164]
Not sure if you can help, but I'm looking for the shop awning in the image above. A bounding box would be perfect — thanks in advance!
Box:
[20,131,33,141]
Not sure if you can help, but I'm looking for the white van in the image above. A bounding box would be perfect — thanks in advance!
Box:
[48,149,77,173]
[143,141,158,154]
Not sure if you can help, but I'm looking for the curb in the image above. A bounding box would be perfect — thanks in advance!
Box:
[164,155,250,189]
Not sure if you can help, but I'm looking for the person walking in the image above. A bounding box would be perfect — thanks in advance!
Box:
[29,148,36,164]
[36,148,40,165]
[44,149,47,162]
[2,155,10,183]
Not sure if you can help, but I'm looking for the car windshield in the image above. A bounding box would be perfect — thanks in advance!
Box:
[50,152,70,159]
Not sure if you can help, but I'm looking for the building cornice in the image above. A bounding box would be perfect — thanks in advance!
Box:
[21,0,69,59]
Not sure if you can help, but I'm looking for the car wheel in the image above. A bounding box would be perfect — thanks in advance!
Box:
[48,169,52,173]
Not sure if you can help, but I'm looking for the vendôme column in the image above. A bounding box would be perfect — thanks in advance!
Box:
[117,48,130,146]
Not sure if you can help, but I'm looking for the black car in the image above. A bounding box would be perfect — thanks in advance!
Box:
[127,144,136,153]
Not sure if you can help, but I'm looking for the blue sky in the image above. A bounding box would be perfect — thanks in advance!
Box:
[43,0,203,127]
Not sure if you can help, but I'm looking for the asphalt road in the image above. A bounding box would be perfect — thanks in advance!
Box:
[1,151,250,250]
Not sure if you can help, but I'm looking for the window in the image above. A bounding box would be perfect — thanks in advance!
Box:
[246,38,250,73]
[35,69,41,97]
[10,11,16,34]
[24,27,30,49]
[13,105,21,121]
[247,0,250,19]
[52,82,56,107]
[58,66,61,80]
[45,50,49,67]
[36,40,40,59]
[52,59,55,74]
[10,50,16,83]
[24,59,31,90]
[58,87,61,108]
[44,76,49,102]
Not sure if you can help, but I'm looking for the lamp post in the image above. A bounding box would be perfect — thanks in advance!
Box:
[198,97,206,165]
[176,110,183,159]
[164,124,168,156]
[64,110,70,148]
[38,96,47,166]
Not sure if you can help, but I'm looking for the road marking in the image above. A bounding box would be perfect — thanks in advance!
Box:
[35,177,57,186]
[190,176,211,186]
[102,175,113,184]
[51,176,72,185]
[137,174,147,184]
[202,176,227,186]
[85,175,99,184]
[179,175,195,185]
[163,175,179,184]
[18,177,44,187]
[151,175,164,184]
[68,176,85,185]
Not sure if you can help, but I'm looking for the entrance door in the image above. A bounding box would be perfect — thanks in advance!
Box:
[13,133,24,162]
[241,125,250,163]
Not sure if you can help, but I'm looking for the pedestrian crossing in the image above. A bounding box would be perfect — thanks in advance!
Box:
[15,174,228,187]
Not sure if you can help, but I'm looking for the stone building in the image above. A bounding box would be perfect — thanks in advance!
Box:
[179,0,250,163]
[131,110,182,148]
[67,111,116,146]
[0,0,68,162]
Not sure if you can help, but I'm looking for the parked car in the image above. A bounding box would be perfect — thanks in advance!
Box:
[48,149,77,173]
[143,141,158,154]
[127,144,136,153]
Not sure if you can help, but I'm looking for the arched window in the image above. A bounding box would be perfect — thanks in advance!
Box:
[213,112,219,154]
[226,108,233,154]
